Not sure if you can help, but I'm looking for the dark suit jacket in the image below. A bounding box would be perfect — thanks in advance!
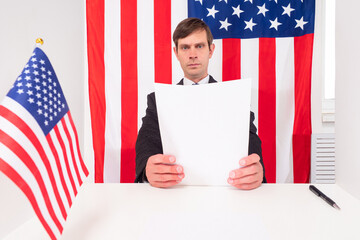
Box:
[135,76,266,183]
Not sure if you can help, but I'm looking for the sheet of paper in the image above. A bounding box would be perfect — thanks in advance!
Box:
[154,79,251,186]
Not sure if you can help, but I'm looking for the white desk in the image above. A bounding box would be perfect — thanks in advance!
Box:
[4,184,360,240]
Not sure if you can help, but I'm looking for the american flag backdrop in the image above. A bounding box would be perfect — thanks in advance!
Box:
[0,47,89,239]
[86,0,315,183]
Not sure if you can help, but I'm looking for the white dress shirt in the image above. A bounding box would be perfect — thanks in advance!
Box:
[183,75,210,85]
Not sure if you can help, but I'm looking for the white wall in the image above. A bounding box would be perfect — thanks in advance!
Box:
[0,0,86,237]
[312,0,335,135]
[335,0,360,200]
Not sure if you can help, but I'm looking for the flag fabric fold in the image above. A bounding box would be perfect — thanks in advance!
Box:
[0,47,89,239]
[86,0,314,183]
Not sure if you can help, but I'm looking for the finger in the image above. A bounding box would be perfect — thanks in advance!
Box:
[229,162,261,179]
[152,164,184,174]
[231,181,262,190]
[227,173,260,186]
[238,153,260,167]
[148,154,176,165]
[150,180,181,188]
[151,173,185,182]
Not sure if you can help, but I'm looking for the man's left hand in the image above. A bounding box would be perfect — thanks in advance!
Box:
[227,153,263,190]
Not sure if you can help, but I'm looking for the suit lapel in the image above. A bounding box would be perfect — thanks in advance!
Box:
[208,75,217,83]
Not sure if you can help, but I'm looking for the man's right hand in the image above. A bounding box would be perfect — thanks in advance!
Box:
[145,154,185,188]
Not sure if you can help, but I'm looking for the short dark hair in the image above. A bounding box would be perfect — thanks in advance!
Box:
[173,18,213,51]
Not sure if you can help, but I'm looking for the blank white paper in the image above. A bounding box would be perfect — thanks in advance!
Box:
[154,79,251,186]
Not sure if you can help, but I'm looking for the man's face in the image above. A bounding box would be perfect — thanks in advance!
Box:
[174,30,215,82]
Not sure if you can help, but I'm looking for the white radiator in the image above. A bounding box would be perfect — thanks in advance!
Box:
[310,133,335,183]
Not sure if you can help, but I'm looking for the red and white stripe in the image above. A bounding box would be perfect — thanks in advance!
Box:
[87,0,312,183]
[0,97,88,240]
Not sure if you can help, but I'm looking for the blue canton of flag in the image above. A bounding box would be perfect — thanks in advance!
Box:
[7,48,69,135]
[188,0,315,39]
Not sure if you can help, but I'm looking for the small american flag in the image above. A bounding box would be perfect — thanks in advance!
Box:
[0,47,88,239]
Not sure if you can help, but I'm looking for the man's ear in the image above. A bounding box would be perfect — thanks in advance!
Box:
[173,46,179,60]
[209,43,215,59]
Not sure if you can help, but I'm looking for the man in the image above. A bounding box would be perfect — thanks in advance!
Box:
[135,18,266,189]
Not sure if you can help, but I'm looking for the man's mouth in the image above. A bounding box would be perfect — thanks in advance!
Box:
[188,63,200,68]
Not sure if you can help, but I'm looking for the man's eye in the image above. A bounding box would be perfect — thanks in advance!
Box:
[197,45,203,48]
[182,46,188,50]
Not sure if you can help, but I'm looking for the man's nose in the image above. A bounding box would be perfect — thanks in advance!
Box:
[189,47,197,59]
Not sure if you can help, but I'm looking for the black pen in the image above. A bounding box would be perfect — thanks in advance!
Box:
[309,185,341,210]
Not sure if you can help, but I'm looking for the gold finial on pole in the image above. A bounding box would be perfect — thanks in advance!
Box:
[35,38,44,46]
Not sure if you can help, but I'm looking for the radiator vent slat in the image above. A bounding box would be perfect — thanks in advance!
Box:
[311,133,335,183]
[317,139,335,144]
[316,162,335,166]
